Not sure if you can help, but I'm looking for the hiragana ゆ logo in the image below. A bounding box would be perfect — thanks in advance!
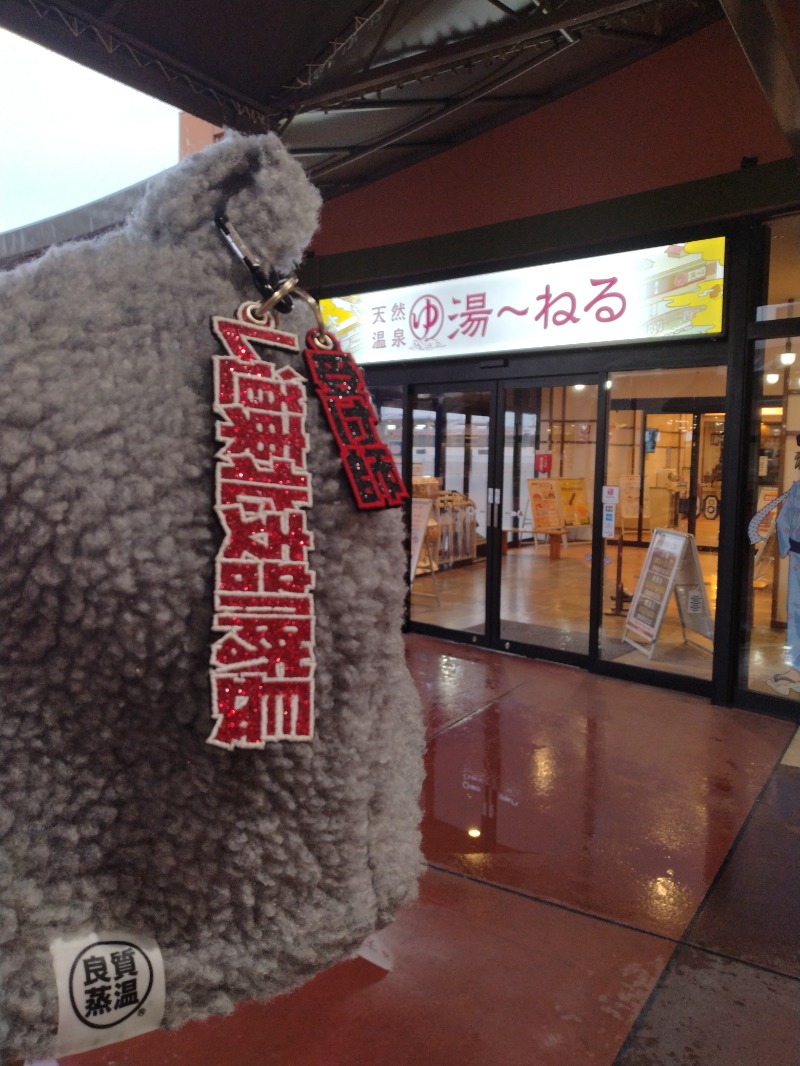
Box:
[409,295,444,342]
[69,941,154,1029]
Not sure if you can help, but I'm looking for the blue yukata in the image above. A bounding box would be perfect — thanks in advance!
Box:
[776,479,800,670]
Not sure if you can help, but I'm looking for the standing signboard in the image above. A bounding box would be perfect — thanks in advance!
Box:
[528,479,564,534]
[557,478,591,527]
[410,497,434,575]
[623,529,713,657]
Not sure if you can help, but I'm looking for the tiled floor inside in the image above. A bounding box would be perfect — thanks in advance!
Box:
[411,531,787,691]
[40,636,800,1066]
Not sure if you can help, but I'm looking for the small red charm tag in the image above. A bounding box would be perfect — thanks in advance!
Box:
[303,329,408,510]
[207,305,316,748]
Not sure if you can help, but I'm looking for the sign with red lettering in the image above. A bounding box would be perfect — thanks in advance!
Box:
[320,237,726,364]
[207,305,316,748]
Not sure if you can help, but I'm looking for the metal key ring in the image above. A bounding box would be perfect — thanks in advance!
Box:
[256,275,300,318]
[291,285,332,345]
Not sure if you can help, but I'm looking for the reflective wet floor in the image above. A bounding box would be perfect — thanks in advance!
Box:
[42,636,800,1066]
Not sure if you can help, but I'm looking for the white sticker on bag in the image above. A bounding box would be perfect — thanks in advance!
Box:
[50,929,165,1056]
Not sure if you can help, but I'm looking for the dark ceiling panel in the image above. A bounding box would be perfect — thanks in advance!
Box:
[0,0,727,196]
[95,0,370,98]
[0,0,274,130]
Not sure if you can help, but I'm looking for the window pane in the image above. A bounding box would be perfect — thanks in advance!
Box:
[758,214,800,322]
[369,385,405,466]
[499,384,596,654]
[409,390,489,633]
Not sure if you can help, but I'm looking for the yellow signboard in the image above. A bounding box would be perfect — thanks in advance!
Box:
[557,478,591,527]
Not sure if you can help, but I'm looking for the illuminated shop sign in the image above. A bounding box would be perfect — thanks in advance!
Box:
[320,237,725,365]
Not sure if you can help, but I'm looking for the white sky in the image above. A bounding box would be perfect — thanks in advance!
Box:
[0,27,180,233]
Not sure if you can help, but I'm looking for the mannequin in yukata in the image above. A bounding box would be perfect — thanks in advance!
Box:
[768,436,800,694]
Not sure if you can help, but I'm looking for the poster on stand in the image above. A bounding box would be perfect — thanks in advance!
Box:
[528,479,564,534]
[557,478,591,526]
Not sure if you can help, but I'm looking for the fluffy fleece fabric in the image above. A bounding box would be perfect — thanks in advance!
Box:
[0,133,424,1062]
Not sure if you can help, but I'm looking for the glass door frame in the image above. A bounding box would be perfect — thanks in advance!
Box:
[488,374,606,664]
[404,372,608,666]
[406,377,501,646]
[368,345,740,704]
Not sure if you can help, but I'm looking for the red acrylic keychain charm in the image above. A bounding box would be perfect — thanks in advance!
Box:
[205,212,409,747]
[303,328,408,510]
[206,303,316,749]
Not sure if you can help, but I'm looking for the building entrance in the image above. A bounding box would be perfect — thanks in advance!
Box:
[599,367,727,682]
[406,376,599,657]
[371,361,727,688]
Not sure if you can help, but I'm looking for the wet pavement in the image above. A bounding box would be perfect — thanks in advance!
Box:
[46,635,800,1066]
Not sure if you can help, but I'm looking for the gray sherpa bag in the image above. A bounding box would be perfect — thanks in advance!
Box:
[0,132,424,1062]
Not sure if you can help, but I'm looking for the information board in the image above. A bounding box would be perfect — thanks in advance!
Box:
[623,529,713,657]
[557,478,591,527]
[528,479,564,534]
[619,474,651,520]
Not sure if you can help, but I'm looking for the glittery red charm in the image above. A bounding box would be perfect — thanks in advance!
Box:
[207,304,315,749]
[303,330,408,510]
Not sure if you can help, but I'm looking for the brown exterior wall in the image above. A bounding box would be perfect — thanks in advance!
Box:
[179,113,222,160]
[313,20,791,257]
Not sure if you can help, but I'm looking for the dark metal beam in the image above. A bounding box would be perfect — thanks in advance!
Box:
[720,0,800,164]
[97,0,130,22]
[314,93,546,109]
[485,0,523,20]
[272,0,658,112]
[290,140,448,155]
[297,0,402,88]
[363,0,407,71]
[593,26,659,45]
[307,34,575,180]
